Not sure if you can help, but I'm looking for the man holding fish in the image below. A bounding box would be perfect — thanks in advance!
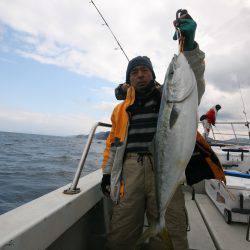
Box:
[101,11,205,250]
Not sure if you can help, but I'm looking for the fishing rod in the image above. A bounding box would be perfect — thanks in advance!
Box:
[90,0,129,62]
[238,81,250,139]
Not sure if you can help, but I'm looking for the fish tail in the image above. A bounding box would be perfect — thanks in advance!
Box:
[158,227,174,250]
[134,224,174,250]
[134,225,156,249]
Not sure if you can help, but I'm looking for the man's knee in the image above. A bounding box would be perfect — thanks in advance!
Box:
[165,186,188,250]
[106,195,145,249]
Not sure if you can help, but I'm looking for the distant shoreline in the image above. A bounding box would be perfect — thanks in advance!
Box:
[0,130,109,140]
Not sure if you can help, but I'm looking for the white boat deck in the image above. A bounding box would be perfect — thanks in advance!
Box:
[194,193,250,250]
[185,192,216,249]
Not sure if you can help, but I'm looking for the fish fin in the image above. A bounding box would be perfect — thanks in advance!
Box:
[169,105,179,129]
[134,226,156,249]
[134,226,174,250]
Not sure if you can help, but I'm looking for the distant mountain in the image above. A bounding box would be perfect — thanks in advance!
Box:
[75,134,86,139]
[75,133,250,144]
[94,131,109,140]
[75,131,109,140]
[208,137,250,146]
[225,138,250,145]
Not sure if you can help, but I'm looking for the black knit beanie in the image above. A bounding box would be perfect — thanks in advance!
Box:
[215,104,221,111]
[126,56,156,84]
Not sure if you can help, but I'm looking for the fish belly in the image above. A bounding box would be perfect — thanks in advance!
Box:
[155,53,198,221]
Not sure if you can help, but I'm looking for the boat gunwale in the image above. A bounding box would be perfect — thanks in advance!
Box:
[0,170,102,250]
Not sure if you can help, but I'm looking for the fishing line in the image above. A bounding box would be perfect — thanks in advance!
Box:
[238,80,250,139]
[214,125,225,141]
[90,0,130,62]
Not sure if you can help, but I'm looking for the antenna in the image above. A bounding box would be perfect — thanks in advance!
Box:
[90,0,130,62]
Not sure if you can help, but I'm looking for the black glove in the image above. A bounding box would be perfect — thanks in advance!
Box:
[200,114,207,121]
[101,174,111,197]
[115,83,127,100]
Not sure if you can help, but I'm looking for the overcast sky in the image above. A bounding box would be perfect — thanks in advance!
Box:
[0,0,250,136]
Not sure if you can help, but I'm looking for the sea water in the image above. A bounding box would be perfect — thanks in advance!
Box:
[0,131,105,215]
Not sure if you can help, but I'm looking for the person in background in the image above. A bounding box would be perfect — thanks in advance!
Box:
[101,13,205,250]
[200,104,221,140]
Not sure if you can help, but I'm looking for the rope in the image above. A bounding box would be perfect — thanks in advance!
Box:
[175,27,185,53]
[90,0,129,62]
[220,181,236,201]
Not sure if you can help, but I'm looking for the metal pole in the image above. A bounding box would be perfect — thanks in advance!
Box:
[211,126,215,140]
[212,132,248,137]
[199,121,250,142]
[64,122,111,194]
[245,121,250,140]
[246,215,250,242]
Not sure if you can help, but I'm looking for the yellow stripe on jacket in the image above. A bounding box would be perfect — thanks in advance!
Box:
[101,86,135,172]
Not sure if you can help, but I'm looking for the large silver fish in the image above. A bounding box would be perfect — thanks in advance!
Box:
[136,52,198,249]
[154,52,198,228]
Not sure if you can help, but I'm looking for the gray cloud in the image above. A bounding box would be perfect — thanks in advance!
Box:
[202,5,250,92]
[219,111,239,121]
[206,51,250,92]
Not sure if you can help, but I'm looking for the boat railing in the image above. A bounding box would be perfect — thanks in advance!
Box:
[198,121,250,142]
[65,120,249,195]
[64,122,111,195]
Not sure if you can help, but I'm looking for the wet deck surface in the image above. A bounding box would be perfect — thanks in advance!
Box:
[194,193,250,250]
[105,191,250,250]
[185,192,216,250]
[141,191,217,250]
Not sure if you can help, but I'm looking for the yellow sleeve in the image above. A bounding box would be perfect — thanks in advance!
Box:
[101,109,116,173]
